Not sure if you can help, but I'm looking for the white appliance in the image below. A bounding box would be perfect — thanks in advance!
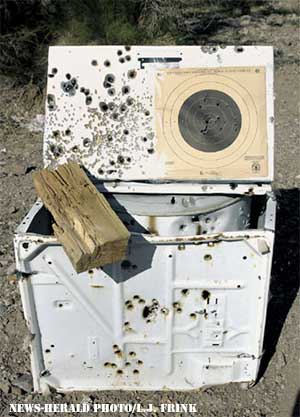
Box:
[14,45,275,393]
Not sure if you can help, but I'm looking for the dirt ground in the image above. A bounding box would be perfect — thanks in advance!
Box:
[0,3,299,417]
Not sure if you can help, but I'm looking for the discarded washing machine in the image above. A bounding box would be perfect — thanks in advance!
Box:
[14,46,276,393]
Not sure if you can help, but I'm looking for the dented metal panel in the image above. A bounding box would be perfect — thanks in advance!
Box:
[14,195,275,392]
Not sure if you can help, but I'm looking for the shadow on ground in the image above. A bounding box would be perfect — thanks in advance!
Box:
[259,188,300,379]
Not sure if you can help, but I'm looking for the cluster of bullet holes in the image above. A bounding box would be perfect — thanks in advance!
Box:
[125,295,145,311]
[45,344,55,354]
[49,144,63,157]
[103,74,115,97]
[79,87,92,105]
[104,345,141,376]
[48,68,58,78]
[61,74,78,96]
[47,94,56,111]
[142,299,160,323]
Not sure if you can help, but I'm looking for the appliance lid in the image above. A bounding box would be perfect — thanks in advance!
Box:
[44,45,274,184]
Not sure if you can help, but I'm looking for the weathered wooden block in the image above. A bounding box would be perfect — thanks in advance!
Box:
[33,162,130,273]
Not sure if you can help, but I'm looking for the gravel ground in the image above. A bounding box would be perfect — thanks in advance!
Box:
[0,3,299,417]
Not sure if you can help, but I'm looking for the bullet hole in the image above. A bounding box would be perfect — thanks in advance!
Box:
[91,59,98,66]
[65,128,71,136]
[133,369,139,374]
[61,78,78,96]
[205,217,211,224]
[125,362,131,366]
[107,169,117,175]
[22,242,29,249]
[129,351,136,357]
[178,244,185,251]
[137,360,143,365]
[85,96,92,105]
[125,46,131,51]
[133,295,140,300]
[110,160,115,166]
[171,197,176,204]
[47,94,56,111]
[119,57,125,64]
[122,86,130,95]
[190,313,197,319]
[176,307,183,313]
[202,290,211,300]
[107,88,115,96]
[138,299,145,304]
[124,321,130,326]
[53,130,60,138]
[123,129,129,135]
[229,183,238,190]
[168,254,173,258]
[243,256,247,260]
[48,73,54,78]
[204,254,212,261]
[98,168,104,175]
[160,307,169,315]
[115,349,122,355]
[181,289,189,296]
[80,87,85,93]
[125,300,132,305]
[179,224,186,230]
[144,110,150,116]
[104,60,110,67]
[127,157,131,163]
[49,144,63,157]
[142,137,147,142]
[83,138,91,147]
[142,306,150,319]
[108,102,115,110]
[118,155,125,164]
[128,69,137,79]
[120,104,127,112]
[65,73,71,80]
[235,46,244,53]
[113,344,119,350]
[105,74,115,84]
[237,285,241,288]
[84,89,90,96]
[112,112,119,120]
[52,68,58,74]
[121,260,131,269]
[104,362,110,367]
[173,302,181,309]
[100,102,108,112]
[125,55,131,61]
[147,148,154,155]
[117,50,123,56]
[45,349,51,353]
[192,215,199,222]
[107,135,113,142]
[50,344,55,348]
[117,369,123,375]
[127,304,134,310]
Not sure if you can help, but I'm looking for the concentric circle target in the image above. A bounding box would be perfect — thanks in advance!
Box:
[178,90,242,153]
